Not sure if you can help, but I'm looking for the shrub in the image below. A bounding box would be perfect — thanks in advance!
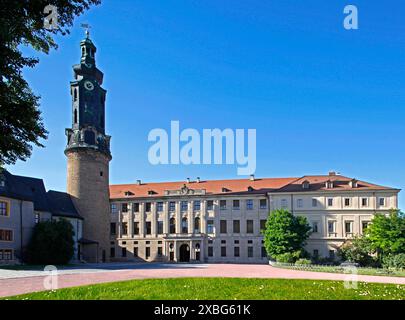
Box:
[275,250,302,263]
[382,254,405,269]
[295,258,311,265]
[26,219,74,265]
[337,236,375,267]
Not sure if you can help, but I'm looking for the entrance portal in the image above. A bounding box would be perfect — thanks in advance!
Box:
[179,244,190,262]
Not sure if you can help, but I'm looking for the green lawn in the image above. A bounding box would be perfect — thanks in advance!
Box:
[4,278,405,300]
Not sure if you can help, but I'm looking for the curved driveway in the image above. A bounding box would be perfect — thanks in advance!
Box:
[1,263,404,298]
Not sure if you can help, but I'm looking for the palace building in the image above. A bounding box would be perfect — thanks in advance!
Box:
[109,174,399,263]
[0,32,401,265]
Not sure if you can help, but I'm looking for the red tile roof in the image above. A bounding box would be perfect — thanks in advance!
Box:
[109,175,398,200]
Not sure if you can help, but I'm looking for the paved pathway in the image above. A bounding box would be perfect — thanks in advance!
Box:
[1,263,404,298]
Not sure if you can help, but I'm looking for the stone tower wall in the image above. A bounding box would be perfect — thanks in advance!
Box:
[66,148,111,263]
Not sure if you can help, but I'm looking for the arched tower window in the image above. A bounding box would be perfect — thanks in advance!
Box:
[81,47,85,56]
[73,88,78,101]
[74,109,78,124]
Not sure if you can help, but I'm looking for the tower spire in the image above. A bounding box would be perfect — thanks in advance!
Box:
[81,23,91,38]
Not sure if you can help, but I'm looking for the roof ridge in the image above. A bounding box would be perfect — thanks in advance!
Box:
[110,176,299,187]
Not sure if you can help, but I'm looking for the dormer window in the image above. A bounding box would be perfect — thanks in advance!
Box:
[302,180,310,190]
[247,186,254,192]
[222,187,230,193]
[349,179,358,188]
[148,190,156,195]
[124,191,134,197]
[325,180,334,189]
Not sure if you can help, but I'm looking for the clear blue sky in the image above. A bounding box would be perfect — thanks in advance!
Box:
[7,0,405,209]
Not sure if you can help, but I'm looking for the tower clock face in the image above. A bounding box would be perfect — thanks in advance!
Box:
[84,81,94,91]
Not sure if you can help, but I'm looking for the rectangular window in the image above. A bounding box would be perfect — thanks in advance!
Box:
[220,200,227,210]
[312,198,318,207]
[233,220,240,233]
[110,223,116,236]
[133,203,140,212]
[110,203,117,213]
[193,200,201,211]
[207,200,214,211]
[234,247,240,257]
[246,199,254,210]
[145,203,151,212]
[207,220,214,234]
[362,221,370,233]
[260,199,267,210]
[248,246,254,258]
[181,201,188,212]
[110,247,115,258]
[280,199,287,208]
[220,220,227,234]
[0,229,13,241]
[246,220,254,234]
[157,221,164,234]
[169,201,176,212]
[327,198,333,207]
[158,247,163,256]
[361,198,368,207]
[260,220,266,231]
[345,221,353,234]
[146,247,150,259]
[344,198,351,207]
[312,222,318,233]
[208,246,214,257]
[328,221,336,234]
[122,203,128,213]
[0,249,12,261]
[221,246,227,257]
[134,247,138,257]
[134,222,139,235]
[157,202,164,212]
[122,247,127,258]
[297,199,303,208]
[313,249,319,258]
[329,250,335,259]
[35,213,40,224]
[145,222,152,235]
[122,222,128,235]
[379,198,386,206]
[261,247,267,258]
[0,201,9,216]
[232,200,240,210]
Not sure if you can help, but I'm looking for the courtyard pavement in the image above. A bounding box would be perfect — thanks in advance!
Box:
[0,263,404,298]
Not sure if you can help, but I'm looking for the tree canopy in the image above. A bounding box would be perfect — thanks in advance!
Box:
[263,209,312,259]
[365,209,405,257]
[0,0,100,165]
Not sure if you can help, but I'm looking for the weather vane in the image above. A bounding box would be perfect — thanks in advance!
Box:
[81,23,91,37]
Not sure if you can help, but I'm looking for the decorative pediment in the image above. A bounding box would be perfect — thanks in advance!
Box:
[164,184,206,196]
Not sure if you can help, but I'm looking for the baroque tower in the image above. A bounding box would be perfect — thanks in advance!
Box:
[65,31,111,262]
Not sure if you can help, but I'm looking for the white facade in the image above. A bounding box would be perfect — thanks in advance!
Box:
[109,181,399,263]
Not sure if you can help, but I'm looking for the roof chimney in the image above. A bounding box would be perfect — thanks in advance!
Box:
[249,174,255,181]
[136,180,142,185]
[196,177,201,183]
[187,178,191,183]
